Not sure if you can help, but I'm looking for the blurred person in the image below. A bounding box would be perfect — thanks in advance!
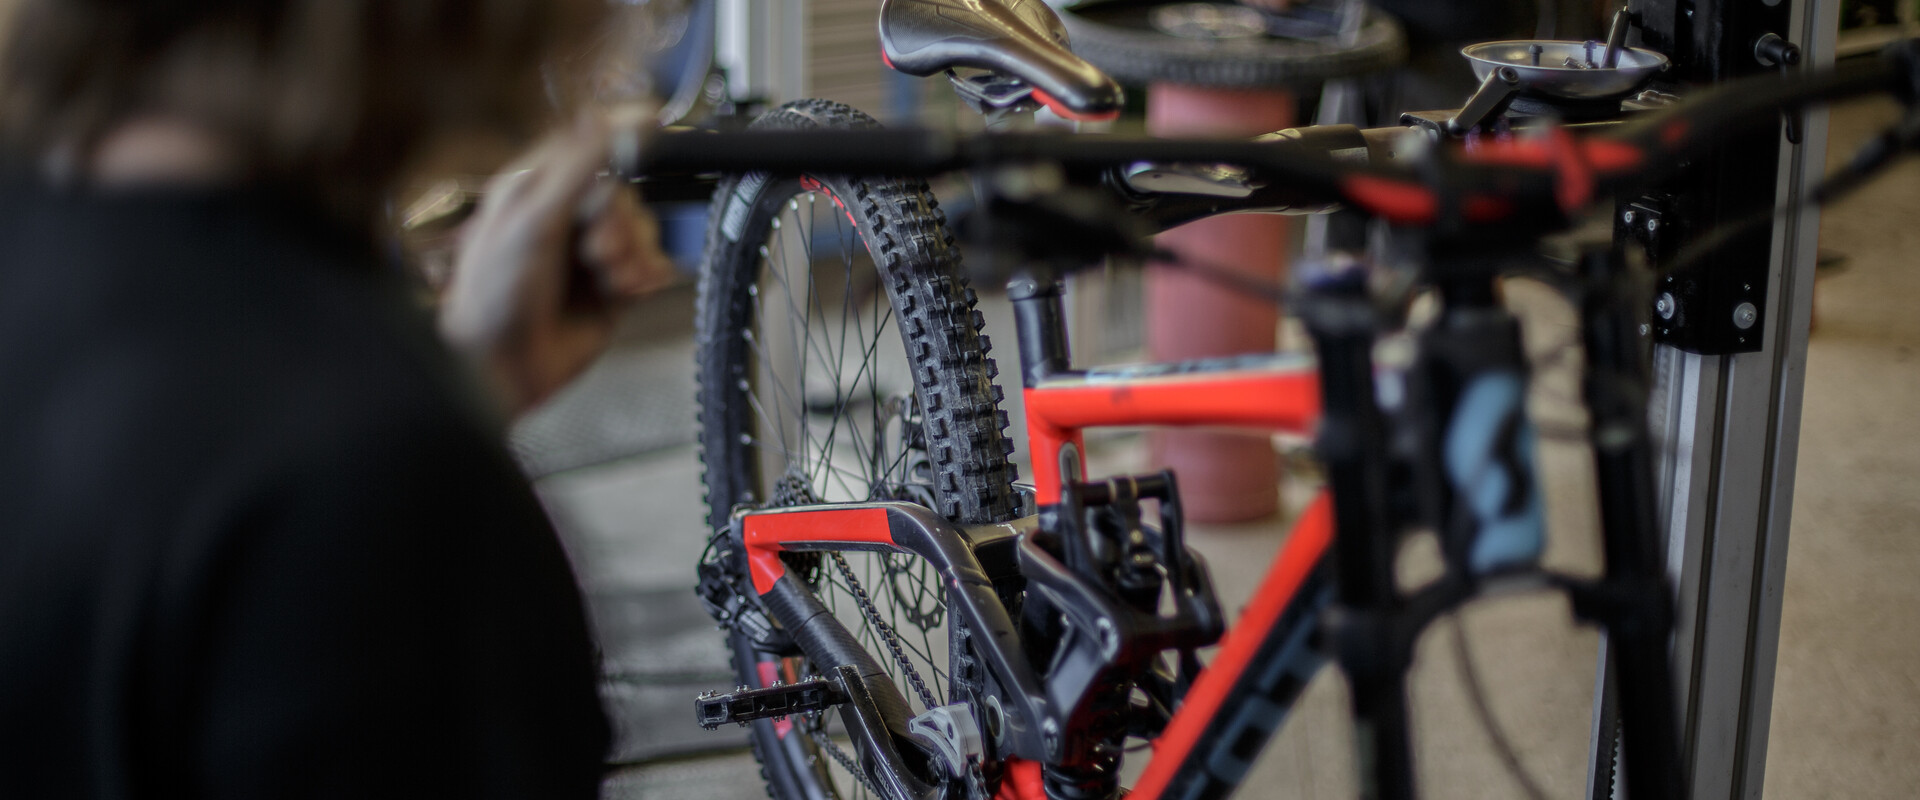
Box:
[0,0,673,797]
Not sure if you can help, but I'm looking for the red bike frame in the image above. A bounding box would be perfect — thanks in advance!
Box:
[1020,357,1320,504]
[734,350,1338,800]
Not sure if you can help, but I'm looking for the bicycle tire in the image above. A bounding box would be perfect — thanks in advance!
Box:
[695,99,1019,799]
[1060,1,1407,89]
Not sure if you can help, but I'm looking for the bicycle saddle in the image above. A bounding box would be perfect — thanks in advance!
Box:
[880,0,1124,121]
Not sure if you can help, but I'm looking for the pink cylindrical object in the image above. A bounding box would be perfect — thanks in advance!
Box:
[1145,85,1294,523]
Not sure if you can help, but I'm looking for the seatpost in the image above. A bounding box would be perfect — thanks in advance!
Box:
[1006,273,1072,389]
[1298,257,1415,800]
[1576,246,1684,800]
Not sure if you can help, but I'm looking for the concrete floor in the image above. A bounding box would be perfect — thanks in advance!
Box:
[537,97,1920,798]
[1760,96,1920,799]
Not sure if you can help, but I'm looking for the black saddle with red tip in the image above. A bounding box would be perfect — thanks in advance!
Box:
[879,0,1124,121]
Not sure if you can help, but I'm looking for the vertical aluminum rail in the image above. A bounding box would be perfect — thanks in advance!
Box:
[715,0,809,105]
[1588,0,1839,796]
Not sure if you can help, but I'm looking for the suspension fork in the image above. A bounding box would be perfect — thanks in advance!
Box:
[1298,260,1416,800]
[1573,246,1684,800]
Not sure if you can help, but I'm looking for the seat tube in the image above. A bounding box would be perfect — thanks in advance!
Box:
[1007,274,1071,389]
[1009,273,1084,502]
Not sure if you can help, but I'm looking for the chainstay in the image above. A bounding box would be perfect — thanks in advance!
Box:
[829,552,940,710]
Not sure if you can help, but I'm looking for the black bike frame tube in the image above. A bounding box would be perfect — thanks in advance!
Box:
[741,503,1057,760]
[1007,275,1075,389]
[1151,572,1335,800]
[1303,287,1414,800]
[758,574,941,800]
[1578,249,1685,799]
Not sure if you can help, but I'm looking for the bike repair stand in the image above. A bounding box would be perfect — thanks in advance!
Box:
[1587,1,1838,798]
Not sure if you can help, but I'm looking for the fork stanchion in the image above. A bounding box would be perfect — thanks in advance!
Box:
[1298,260,1416,800]
[1145,86,1294,523]
[1575,247,1684,800]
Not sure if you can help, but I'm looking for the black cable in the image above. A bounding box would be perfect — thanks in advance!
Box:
[1662,109,1920,279]
[1448,614,1552,800]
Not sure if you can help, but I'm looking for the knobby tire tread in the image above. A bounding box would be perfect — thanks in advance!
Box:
[1061,6,1407,89]
[694,99,1018,800]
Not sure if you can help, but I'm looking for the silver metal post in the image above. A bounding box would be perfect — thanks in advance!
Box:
[715,0,809,104]
[1598,0,1839,796]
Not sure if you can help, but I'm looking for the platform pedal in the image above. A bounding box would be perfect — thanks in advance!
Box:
[695,676,847,730]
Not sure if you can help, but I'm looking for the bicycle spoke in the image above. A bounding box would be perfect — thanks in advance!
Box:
[745,287,813,481]
[731,179,968,799]
[811,306,897,500]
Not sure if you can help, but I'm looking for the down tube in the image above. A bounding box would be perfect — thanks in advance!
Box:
[1131,493,1337,800]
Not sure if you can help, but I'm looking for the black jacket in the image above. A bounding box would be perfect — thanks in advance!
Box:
[0,183,609,798]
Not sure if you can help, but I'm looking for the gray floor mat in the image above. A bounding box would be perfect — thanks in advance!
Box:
[592,587,747,763]
[510,284,702,479]
[510,336,697,478]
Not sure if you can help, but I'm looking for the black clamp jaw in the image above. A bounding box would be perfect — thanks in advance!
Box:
[1017,470,1225,794]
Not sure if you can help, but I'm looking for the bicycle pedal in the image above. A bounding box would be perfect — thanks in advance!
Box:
[695,676,847,730]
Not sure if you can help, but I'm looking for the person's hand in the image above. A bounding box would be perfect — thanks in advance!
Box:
[438,119,672,417]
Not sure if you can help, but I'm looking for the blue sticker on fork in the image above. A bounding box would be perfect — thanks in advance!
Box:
[1444,372,1546,574]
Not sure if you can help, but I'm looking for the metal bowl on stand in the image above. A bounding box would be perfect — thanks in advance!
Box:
[1461,40,1669,100]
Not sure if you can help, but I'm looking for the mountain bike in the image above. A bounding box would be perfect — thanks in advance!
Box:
[633,2,1920,798]
[679,2,1393,797]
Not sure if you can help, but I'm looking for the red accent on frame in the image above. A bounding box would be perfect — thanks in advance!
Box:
[1454,136,1645,209]
[1545,127,1595,212]
[1340,175,1438,224]
[1456,140,1552,169]
[1030,89,1123,123]
[1022,369,1319,504]
[756,661,794,738]
[742,507,893,594]
[993,759,1047,800]
[1457,135,1642,172]
[1462,194,1515,223]
[1128,492,1335,800]
[1661,119,1690,148]
[1580,138,1645,172]
[1028,372,1320,430]
[1024,415,1086,508]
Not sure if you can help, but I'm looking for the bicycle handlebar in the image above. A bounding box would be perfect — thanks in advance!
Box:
[629,40,1916,238]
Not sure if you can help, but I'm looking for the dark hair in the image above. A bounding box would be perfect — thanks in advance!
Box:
[0,0,601,224]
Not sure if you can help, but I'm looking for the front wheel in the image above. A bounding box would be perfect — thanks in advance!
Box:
[695,99,1019,799]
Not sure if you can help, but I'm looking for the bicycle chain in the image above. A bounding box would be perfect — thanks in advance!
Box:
[830,552,940,710]
[810,724,886,797]
[752,388,963,796]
